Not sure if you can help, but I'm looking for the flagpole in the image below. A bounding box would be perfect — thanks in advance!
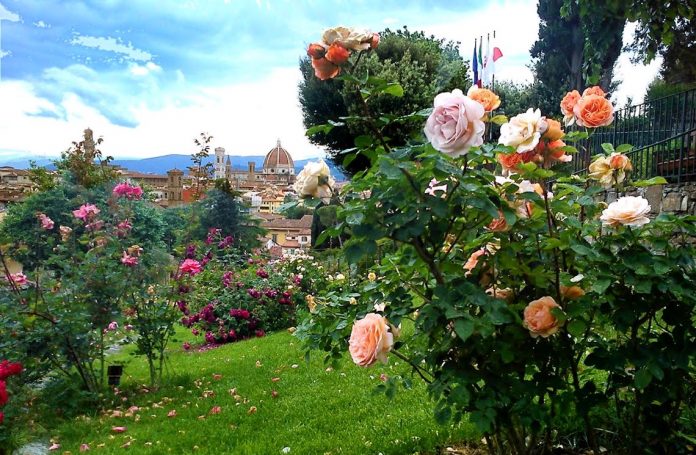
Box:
[492,30,496,93]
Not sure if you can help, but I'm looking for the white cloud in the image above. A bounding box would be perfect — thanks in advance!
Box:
[0,68,325,161]
[612,23,661,106]
[70,35,152,62]
[129,61,162,77]
[0,2,19,22]
[33,20,49,28]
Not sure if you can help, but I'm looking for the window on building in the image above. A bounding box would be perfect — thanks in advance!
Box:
[272,234,277,243]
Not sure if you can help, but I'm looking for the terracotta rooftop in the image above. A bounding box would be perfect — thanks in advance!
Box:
[261,214,313,229]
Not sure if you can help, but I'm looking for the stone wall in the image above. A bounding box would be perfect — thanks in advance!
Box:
[603,183,696,215]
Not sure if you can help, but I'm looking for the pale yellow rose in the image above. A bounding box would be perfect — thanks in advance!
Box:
[498,108,544,153]
[588,156,614,187]
[293,160,336,202]
[600,196,651,228]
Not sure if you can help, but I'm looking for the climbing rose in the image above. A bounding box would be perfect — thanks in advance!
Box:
[113,182,143,200]
[121,252,138,267]
[348,313,394,367]
[523,296,562,338]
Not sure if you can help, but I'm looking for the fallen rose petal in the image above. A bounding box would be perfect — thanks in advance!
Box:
[248,406,257,415]
[127,406,140,413]
[255,360,262,368]
[228,388,237,396]
[291,364,298,369]
[167,410,177,418]
[271,390,279,398]
[210,406,221,414]
[48,443,61,451]
[111,426,127,433]
[212,374,222,380]
[80,443,90,452]
[271,377,281,382]
[380,373,388,382]
[121,441,132,448]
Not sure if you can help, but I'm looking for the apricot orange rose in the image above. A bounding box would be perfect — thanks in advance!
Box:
[560,90,581,125]
[573,94,614,128]
[467,86,501,112]
[523,296,562,338]
[348,313,394,366]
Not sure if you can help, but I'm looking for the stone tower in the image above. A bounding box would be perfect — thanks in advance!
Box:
[214,147,226,180]
[166,169,184,207]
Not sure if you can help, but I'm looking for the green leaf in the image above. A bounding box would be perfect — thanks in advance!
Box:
[354,135,373,148]
[345,211,364,226]
[489,114,508,125]
[382,83,404,97]
[567,319,587,337]
[453,319,475,342]
[591,277,612,294]
[632,177,667,187]
[635,368,652,389]
[306,124,334,137]
[601,143,614,153]
[615,144,634,154]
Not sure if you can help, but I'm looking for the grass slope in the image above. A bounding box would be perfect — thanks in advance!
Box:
[52,329,476,454]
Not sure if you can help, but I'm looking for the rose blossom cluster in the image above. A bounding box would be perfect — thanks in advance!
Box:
[112,182,143,200]
[589,152,633,188]
[560,86,614,128]
[6,272,28,287]
[0,360,23,424]
[307,26,379,80]
[72,203,100,221]
[293,160,336,203]
[498,110,571,174]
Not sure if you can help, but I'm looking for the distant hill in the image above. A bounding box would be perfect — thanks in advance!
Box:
[0,154,347,181]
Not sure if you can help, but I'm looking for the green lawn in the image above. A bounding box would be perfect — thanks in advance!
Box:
[50,328,477,454]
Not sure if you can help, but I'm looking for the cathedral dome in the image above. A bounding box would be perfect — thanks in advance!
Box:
[262,140,295,176]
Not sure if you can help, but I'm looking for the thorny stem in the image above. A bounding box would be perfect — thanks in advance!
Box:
[390,349,433,384]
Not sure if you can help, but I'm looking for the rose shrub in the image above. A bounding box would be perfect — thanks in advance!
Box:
[171,231,301,347]
[295,26,696,454]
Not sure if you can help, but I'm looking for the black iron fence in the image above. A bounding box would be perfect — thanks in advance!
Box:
[570,88,696,182]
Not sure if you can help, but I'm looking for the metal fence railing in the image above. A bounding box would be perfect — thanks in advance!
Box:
[570,88,696,180]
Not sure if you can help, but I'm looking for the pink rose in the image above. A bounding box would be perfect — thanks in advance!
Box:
[7,272,28,286]
[113,182,143,200]
[523,296,562,338]
[348,313,394,367]
[424,89,485,157]
[72,203,100,221]
[37,213,54,230]
[179,259,202,276]
[121,252,139,267]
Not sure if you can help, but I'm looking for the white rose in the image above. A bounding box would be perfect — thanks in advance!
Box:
[322,26,373,51]
[293,160,335,202]
[498,108,543,153]
[600,196,651,228]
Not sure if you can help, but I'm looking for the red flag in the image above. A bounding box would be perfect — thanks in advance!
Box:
[492,47,503,62]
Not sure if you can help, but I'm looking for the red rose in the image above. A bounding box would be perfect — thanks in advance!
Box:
[325,42,350,65]
[306,43,325,59]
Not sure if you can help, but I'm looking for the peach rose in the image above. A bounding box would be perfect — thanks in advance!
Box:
[600,196,651,228]
[498,108,544,154]
[487,212,509,232]
[560,90,581,125]
[582,86,605,97]
[322,26,373,51]
[311,57,340,80]
[546,139,572,163]
[348,313,394,367]
[541,118,564,141]
[486,287,514,302]
[523,296,562,338]
[325,42,350,65]
[463,248,485,276]
[467,86,501,112]
[424,89,485,157]
[560,285,585,300]
[608,152,632,171]
[573,94,614,128]
[370,33,380,49]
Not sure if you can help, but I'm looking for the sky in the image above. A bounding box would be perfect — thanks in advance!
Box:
[0,0,660,162]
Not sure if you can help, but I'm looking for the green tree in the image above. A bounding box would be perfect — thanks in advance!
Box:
[195,188,263,251]
[299,27,470,174]
[531,0,624,116]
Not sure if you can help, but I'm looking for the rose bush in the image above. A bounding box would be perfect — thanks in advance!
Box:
[294,26,696,454]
